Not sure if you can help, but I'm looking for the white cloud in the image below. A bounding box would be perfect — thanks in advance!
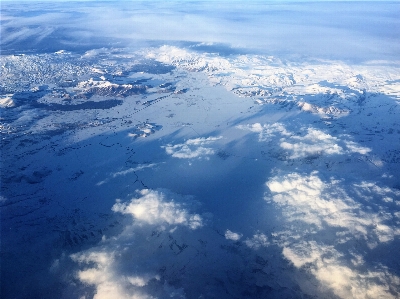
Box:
[244,232,269,249]
[224,229,242,241]
[71,250,158,299]
[283,240,400,299]
[97,164,156,186]
[237,122,373,159]
[265,172,400,298]
[354,181,400,198]
[69,189,205,299]
[236,123,290,142]
[111,164,156,178]
[112,189,203,230]
[280,128,343,159]
[282,241,331,268]
[343,140,371,155]
[163,136,222,159]
[266,172,400,241]
[0,95,15,108]
[266,172,334,229]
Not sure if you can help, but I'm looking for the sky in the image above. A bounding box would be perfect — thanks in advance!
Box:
[1,0,399,61]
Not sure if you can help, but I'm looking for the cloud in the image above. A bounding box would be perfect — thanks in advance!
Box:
[244,232,269,249]
[266,171,400,242]
[68,189,298,299]
[237,122,372,159]
[224,229,242,241]
[266,172,329,229]
[2,1,399,60]
[97,164,156,186]
[162,136,222,159]
[265,171,400,298]
[71,250,159,299]
[66,187,319,299]
[354,181,400,200]
[236,123,290,141]
[282,240,330,268]
[343,140,371,155]
[111,164,156,179]
[282,240,400,299]
[69,189,205,299]
[280,128,343,159]
[112,189,203,230]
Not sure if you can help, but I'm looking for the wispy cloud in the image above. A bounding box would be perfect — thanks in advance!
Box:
[2,1,399,60]
[111,164,156,179]
[162,136,222,159]
[96,163,156,186]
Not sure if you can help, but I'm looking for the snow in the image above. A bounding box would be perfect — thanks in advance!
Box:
[1,3,400,297]
[0,94,16,108]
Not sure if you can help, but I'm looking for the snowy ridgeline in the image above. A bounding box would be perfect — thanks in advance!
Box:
[1,47,400,299]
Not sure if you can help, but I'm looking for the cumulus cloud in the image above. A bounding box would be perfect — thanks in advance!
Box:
[280,128,343,159]
[237,122,372,159]
[244,232,269,249]
[163,136,222,159]
[266,171,340,230]
[266,171,400,242]
[282,240,400,299]
[68,189,205,299]
[112,189,203,230]
[71,250,159,299]
[224,229,242,241]
[265,171,400,298]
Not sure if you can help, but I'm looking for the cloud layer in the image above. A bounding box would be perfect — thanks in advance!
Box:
[2,1,399,60]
